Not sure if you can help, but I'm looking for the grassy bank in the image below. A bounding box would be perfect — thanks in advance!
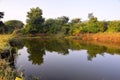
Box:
[0,34,16,80]
[0,58,15,80]
[0,34,13,52]
[83,32,120,43]
[19,32,120,43]
[66,32,120,43]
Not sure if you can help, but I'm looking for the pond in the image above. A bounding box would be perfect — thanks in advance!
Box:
[15,39,120,80]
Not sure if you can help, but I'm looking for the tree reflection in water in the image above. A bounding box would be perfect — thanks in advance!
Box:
[16,38,120,65]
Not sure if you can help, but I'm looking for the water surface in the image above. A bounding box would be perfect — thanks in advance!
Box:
[15,39,120,80]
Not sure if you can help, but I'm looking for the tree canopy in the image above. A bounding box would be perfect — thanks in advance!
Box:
[5,20,24,29]
[5,20,24,33]
[24,7,44,34]
[1,7,118,35]
[0,12,4,20]
[0,12,6,34]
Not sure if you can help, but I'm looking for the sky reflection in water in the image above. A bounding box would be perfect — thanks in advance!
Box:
[15,39,120,80]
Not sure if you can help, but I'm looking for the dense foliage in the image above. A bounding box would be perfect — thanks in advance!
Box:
[0,12,4,19]
[107,21,120,32]
[5,20,24,33]
[0,21,7,34]
[22,7,120,36]
[0,12,24,34]
[0,12,6,34]
[23,7,44,34]
[1,7,120,35]
[44,16,69,34]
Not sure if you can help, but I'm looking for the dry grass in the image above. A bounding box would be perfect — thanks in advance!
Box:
[0,59,15,80]
[67,32,120,48]
[0,34,15,80]
[0,34,13,52]
[81,32,120,43]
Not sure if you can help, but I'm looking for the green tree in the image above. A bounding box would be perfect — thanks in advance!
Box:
[54,16,69,33]
[5,20,24,33]
[81,13,99,33]
[44,18,58,33]
[87,17,99,33]
[0,21,6,34]
[0,12,7,34]
[71,18,81,23]
[88,13,94,19]
[25,7,44,34]
[97,21,108,32]
[44,18,55,33]
[64,18,81,35]
[69,23,81,35]
[107,21,120,32]
[57,16,69,24]
[0,12,4,19]
[44,16,69,34]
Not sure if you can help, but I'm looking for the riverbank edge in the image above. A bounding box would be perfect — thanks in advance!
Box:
[0,34,16,80]
[15,32,120,44]
[65,32,120,43]
[15,32,120,49]
[0,34,13,53]
[1,32,120,80]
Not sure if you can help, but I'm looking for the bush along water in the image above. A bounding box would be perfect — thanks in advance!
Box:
[0,38,24,80]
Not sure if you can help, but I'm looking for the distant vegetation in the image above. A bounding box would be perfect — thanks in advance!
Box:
[5,20,24,33]
[0,7,120,80]
[21,7,120,36]
[0,20,24,34]
[0,12,24,34]
[0,7,120,36]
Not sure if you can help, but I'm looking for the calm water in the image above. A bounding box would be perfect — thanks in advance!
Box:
[15,39,120,80]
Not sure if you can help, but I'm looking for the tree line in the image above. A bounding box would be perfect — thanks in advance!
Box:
[0,7,120,35]
[0,12,24,34]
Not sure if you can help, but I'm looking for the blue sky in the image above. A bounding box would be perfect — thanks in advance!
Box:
[0,0,120,23]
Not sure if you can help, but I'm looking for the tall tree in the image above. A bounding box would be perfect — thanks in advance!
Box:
[25,7,44,34]
[71,18,81,23]
[0,12,4,20]
[57,16,69,24]
[0,12,6,34]
[88,13,94,19]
